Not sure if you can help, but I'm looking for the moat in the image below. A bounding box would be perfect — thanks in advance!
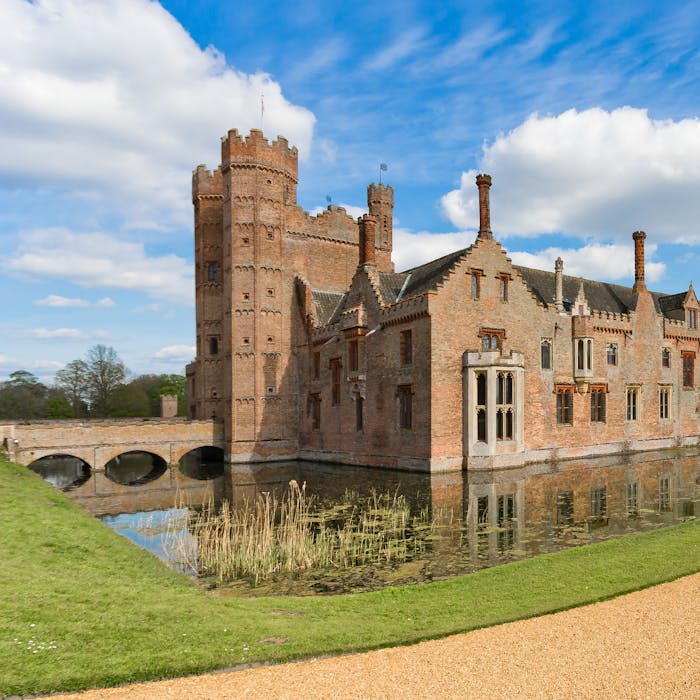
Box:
[31,449,699,596]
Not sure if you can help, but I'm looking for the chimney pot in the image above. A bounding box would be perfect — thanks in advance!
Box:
[475,174,493,240]
[632,230,647,293]
[555,257,564,312]
[359,214,377,267]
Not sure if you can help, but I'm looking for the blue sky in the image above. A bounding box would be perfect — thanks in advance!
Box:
[3,0,700,381]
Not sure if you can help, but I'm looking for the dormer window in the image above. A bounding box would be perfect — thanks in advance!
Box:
[687,309,697,329]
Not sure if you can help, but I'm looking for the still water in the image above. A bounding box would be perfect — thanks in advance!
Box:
[30,449,699,596]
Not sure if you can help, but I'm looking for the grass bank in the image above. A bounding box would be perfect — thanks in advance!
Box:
[1,457,698,697]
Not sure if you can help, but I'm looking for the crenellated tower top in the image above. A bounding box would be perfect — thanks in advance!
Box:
[367,182,394,270]
[192,165,223,202]
[220,129,299,183]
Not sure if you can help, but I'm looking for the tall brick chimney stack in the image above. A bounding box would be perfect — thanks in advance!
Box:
[632,230,647,293]
[359,214,377,267]
[476,174,493,240]
[555,257,564,312]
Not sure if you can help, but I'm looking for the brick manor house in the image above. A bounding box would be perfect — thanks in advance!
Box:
[186,129,700,471]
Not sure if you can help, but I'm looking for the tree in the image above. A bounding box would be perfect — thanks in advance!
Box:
[54,359,89,417]
[109,383,150,417]
[0,371,49,420]
[46,388,74,418]
[84,345,126,417]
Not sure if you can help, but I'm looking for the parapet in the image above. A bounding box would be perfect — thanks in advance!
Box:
[192,165,223,202]
[367,182,394,205]
[221,128,299,181]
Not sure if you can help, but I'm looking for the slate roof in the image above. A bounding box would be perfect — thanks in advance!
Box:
[313,245,690,327]
[657,292,686,314]
[514,266,646,314]
[378,272,407,305]
[312,290,346,325]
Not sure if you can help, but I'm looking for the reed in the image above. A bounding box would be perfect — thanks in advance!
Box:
[169,481,437,584]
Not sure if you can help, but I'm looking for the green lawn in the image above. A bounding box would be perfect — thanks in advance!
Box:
[1,456,698,697]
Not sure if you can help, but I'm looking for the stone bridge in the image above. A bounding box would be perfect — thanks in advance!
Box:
[0,418,224,471]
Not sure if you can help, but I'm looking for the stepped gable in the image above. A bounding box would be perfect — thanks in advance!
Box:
[515,265,678,316]
[312,290,347,326]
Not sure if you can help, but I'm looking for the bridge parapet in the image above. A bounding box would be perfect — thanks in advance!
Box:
[6,418,224,471]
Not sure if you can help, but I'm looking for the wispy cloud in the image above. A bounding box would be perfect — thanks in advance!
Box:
[29,327,111,340]
[153,344,195,363]
[7,227,194,305]
[364,26,429,71]
[34,294,115,308]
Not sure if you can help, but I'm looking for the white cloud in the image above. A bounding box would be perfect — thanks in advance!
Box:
[30,327,110,340]
[0,0,315,228]
[441,107,700,243]
[391,229,667,287]
[508,242,666,285]
[153,344,195,363]
[393,228,469,271]
[7,227,193,305]
[35,295,90,308]
[34,294,116,308]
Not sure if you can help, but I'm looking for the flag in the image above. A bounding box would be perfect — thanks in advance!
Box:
[380,163,388,171]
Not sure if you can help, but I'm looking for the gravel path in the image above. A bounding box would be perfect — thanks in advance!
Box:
[43,573,700,699]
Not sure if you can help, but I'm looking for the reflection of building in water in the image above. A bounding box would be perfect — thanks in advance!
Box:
[463,449,699,560]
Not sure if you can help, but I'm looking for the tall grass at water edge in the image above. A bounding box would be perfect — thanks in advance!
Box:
[170,480,439,583]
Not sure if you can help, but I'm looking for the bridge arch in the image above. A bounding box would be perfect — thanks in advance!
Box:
[28,454,91,490]
[177,445,225,480]
[104,450,168,485]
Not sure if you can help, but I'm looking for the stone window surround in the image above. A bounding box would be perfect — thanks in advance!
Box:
[463,349,524,459]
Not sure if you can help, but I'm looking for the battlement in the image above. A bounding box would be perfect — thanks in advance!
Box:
[367,182,394,204]
[192,165,223,201]
[221,128,299,180]
[286,204,360,245]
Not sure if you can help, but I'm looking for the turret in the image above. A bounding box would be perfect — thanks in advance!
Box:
[367,183,394,271]
[221,129,299,205]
